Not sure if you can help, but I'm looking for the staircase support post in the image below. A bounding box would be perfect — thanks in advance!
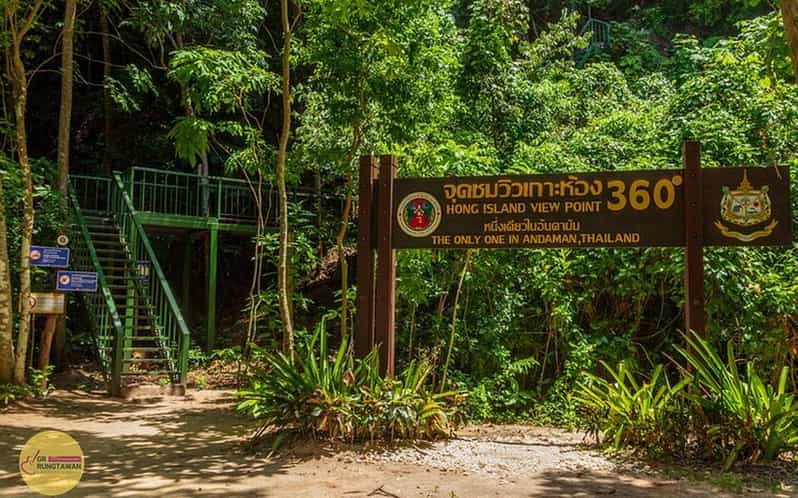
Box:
[207,220,219,351]
[182,236,193,315]
[111,320,123,396]
[124,220,138,365]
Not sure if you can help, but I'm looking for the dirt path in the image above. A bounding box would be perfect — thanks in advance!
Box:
[0,389,776,497]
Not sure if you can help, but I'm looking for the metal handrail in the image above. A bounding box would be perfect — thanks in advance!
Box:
[111,173,190,384]
[73,169,332,224]
[68,181,125,395]
[575,18,611,66]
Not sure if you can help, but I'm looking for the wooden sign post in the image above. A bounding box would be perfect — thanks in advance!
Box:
[355,156,378,359]
[355,143,792,375]
[375,156,397,376]
[683,141,705,337]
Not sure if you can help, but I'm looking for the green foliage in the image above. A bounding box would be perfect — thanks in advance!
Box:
[574,361,690,453]
[169,48,279,116]
[0,384,28,407]
[574,333,798,466]
[238,319,463,441]
[676,333,798,468]
[105,65,158,113]
[466,356,538,421]
[27,367,55,399]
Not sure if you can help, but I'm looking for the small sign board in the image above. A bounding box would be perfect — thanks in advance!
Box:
[29,246,70,268]
[29,292,66,315]
[56,271,98,292]
[392,166,792,249]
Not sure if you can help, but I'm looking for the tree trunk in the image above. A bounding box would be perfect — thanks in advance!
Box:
[38,315,57,390]
[52,0,77,372]
[9,44,35,385]
[0,176,14,384]
[334,72,365,340]
[277,0,294,360]
[783,0,798,83]
[100,4,114,171]
[440,250,473,392]
[5,0,44,385]
[57,0,76,197]
[314,166,323,259]
[335,174,353,340]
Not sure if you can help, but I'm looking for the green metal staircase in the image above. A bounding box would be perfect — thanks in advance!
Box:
[68,174,189,395]
[575,17,611,67]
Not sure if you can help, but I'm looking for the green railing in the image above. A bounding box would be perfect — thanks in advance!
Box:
[125,167,325,224]
[111,173,190,384]
[74,167,336,227]
[68,182,125,395]
[71,175,114,213]
[126,167,261,221]
[575,17,611,67]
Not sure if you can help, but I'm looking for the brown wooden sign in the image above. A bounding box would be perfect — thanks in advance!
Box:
[356,144,794,378]
[392,166,791,249]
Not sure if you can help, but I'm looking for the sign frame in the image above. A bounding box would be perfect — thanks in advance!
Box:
[29,292,66,315]
[56,271,99,292]
[29,246,70,268]
[354,143,793,376]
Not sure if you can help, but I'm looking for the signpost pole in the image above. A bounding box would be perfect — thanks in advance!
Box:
[375,155,397,376]
[207,220,219,351]
[683,141,705,337]
[355,156,378,358]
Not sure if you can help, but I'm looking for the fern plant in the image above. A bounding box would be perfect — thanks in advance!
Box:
[573,361,691,453]
[237,318,463,442]
[675,332,798,469]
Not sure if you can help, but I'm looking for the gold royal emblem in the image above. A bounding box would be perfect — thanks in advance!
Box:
[715,170,778,242]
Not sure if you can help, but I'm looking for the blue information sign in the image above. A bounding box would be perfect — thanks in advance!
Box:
[29,246,70,268]
[56,271,98,292]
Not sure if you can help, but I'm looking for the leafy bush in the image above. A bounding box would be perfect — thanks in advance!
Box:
[238,319,463,442]
[676,333,798,469]
[28,367,55,399]
[0,384,28,407]
[466,356,538,421]
[574,361,690,454]
[575,333,798,467]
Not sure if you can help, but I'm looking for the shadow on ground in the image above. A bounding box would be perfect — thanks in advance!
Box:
[0,391,332,497]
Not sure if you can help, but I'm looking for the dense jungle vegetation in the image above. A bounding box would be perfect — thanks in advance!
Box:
[2,0,798,465]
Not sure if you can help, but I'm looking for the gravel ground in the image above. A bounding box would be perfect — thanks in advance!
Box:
[368,431,618,481]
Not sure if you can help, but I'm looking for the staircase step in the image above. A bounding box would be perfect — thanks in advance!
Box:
[90,239,123,246]
[124,347,174,353]
[126,335,162,341]
[98,257,132,264]
[104,275,139,281]
[87,224,118,232]
[94,247,125,254]
[134,324,163,330]
[89,231,121,238]
[123,358,171,364]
